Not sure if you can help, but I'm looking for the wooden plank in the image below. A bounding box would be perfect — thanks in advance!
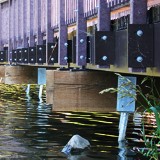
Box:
[58,0,68,65]
[97,0,110,31]
[76,0,87,66]
[0,4,3,50]
[28,0,35,47]
[22,0,28,48]
[35,0,43,45]
[46,0,54,65]
[130,0,147,24]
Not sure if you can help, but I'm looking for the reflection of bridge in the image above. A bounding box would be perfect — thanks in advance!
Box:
[0,0,159,111]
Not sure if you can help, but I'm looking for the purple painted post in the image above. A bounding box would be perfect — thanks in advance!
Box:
[46,0,53,64]
[8,0,12,62]
[0,4,3,51]
[130,0,147,24]
[29,0,35,47]
[22,0,28,48]
[35,0,43,45]
[97,0,111,31]
[17,0,21,48]
[58,0,68,65]
[76,0,87,66]
[13,0,16,49]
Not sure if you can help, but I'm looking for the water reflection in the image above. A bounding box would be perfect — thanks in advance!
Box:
[0,85,154,159]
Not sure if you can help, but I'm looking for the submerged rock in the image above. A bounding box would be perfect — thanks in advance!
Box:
[61,134,90,155]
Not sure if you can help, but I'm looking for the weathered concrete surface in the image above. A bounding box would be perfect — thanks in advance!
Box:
[5,66,37,84]
[46,70,117,112]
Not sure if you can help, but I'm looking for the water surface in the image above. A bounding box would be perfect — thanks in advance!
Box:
[0,85,152,159]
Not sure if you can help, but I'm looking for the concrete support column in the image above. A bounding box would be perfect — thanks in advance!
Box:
[46,70,117,112]
[130,0,147,24]
[97,0,111,31]
[58,0,68,65]
[76,0,87,66]
[5,66,37,84]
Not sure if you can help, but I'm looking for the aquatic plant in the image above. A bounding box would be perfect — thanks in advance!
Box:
[100,73,160,160]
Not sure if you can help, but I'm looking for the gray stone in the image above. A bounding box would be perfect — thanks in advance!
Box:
[62,135,90,155]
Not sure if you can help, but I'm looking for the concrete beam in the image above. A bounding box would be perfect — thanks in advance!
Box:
[76,0,87,66]
[58,0,68,65]
[97,0,111,31]
[130,0,147,24]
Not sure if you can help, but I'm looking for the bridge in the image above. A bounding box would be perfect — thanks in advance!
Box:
[0,0,159,112]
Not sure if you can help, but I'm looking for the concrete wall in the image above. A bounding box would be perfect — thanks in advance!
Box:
[46,70,117,112]
[5,66,37,84]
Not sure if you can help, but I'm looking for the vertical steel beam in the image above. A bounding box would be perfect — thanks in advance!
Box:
[97,0,111,31]
[58,0,68,65]
[76,0,87,66]
[46,0,53,64]
[35,0,43,45]
[130,0,147,24]
[29,0,35,47]
[22,0,28,48]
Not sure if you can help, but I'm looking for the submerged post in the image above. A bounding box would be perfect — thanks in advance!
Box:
[117,76,137,141]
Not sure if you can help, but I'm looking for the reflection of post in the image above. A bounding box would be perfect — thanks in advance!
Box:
[118,112,129,142]
[26,84,30,95]
[118,141,126,160]
[39,85,43,99]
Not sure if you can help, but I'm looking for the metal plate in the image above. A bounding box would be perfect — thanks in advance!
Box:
[36,45,46,64]
[21,48,28,63]
[28,47,36,64]
[94,31,115,66]
[0,51,6,62]
[117,76,137,113]
[17,49,22,63]
[67,40,72,63]
[72,36,76,63]
[47,42,58,64]
[128,24,154,68]
[12,50,17,63]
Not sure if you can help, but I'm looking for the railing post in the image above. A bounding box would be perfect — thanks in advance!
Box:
[58,0,68,65]
[130,0,147,24]
[0,4,3,51]
[28,0,34,47]
[22,0,28,48]
[17,0,21,48]
[46,0,54,64]
[35,0,43,45]
[97,0,111,31]
[76,0,87,66]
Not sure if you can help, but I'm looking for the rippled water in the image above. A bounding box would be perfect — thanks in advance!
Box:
[0,85,154,159]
